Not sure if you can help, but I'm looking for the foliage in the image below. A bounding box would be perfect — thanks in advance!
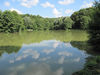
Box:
[0,10,3,31]
[80,16,91,29]
[73,56,100,75]
[88,0,100,51]
[54,17,73,30]
[71,7,95,29]
[23,16,34,29]
[0,10,74,32]
[0,10,24,33]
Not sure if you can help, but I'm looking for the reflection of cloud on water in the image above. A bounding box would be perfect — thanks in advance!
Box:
[21,49,40,60]
[58,51,72,56]
[23,54,28,58]
[58,56,65,64]
[9,60,14,64]
[9,49,40,63]
[9,64,25,75]
[23,41,50,47]
[58,51,72,64]
[15,54,29,62]
[16,56,23,61]
[54,68,64,75]
[73,57,80,62]
[64,42,72,47]
[23,40,60,48]
[31,50,40,59]
[43,49,55,55]
[6,63,64,75]
[22,49,40,60]
[53,42,60,48]
[61,57,81,63]
[39,57,51,61]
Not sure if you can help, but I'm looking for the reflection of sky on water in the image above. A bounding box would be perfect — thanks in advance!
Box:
[1,63,64,75]
[0,40,89,75]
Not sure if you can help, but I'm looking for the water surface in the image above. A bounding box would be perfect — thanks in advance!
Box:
[0,30,89,75]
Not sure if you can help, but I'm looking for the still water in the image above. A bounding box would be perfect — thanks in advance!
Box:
[0,30,90,75]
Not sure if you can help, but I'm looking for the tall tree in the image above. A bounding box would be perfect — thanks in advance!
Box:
[54,17,73,30]
[71,7,95,29]
[0,10,3,32]
[63,17,74,30]
[23,16,34,29]
[12,11,24,32]
[88,0,100,51]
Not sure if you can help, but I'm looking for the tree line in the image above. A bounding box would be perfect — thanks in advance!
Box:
[0,0,100,33]
[0,10,74,33]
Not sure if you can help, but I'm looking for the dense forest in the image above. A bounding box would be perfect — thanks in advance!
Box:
[0,0,99,33]
[0,10,74,33]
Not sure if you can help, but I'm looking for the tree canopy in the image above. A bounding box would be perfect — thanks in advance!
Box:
[71,7,95,29]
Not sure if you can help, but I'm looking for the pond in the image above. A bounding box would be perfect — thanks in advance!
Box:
[0,30,90,75]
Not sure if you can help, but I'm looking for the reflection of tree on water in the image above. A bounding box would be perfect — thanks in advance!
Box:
[88,0,100,52]
[71,33,100,74]
[0,46,21,56]
[71,41,100,75]
[73,56,100,75]
[0,30,88,57]
[88,30,100,51]
[71,41,100,55]
[71,24,100,75]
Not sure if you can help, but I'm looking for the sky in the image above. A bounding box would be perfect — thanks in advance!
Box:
[0,0,94,18]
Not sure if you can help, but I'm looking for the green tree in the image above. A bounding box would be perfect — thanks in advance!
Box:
[23,16,34,29]
[1,10,15,33]
[12,11,24,32]
[54,17,73,30]
[63,17,74,30]
[71,7,95,29]
[54,17,63,30]
[88,0,100,51]
[0,10,24,33]
[80,16,91,29]
[0,10,3,32]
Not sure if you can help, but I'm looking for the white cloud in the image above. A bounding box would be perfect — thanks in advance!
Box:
[4,1,10,7]
[10,8,23,14]
[65,9,74,15]
[53,8,62,17]
[17,0,39,8]
[58,0,75,5]
[81,2,93,8]
[41,2,54,8]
